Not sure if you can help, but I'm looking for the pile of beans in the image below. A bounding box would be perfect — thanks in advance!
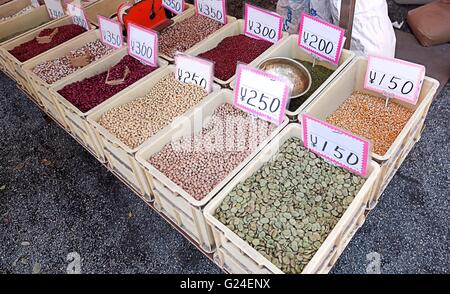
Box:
[148,103,275,200]
[215,137,366,273]
[198,35,272,81]
[0,5,34,22]
[98,74,208,149]
[159,15,223,58]
[326,92,414,155]
[9,24,87,62]
[32,39,114,84]
[58,55,157,113]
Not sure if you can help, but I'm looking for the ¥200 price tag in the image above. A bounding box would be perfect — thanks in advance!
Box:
[175,54,214,93]
[234,65,290,126]
[163,0,184,15]
[301,114,371,177]
[195,0,227,24]
[98,16,123,49]
[44,0,65,19]
[364,55,425,105]
[67,3,90,30]
[298,13,345,65]
[128,23,158,66]
[244,3,283,43]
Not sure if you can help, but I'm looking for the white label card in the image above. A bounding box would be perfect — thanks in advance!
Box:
[98,16,123,49]
[175,54,214,93]
[244,3,283,43]
[44,0,65,19]
[195,0,227,24]
[67,3,90,30]
[163,0,184,15]
[364,55,425,105]
[127,23,158,67]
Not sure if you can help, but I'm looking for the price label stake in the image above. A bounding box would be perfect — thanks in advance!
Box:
[44,0,65,19]
[301,114,371,177]
[195,0,227,24]
[175,54,214,93]
[234,65,290,126]
[163,0,184,15]
[244,3,283,43]
[298,13,345,65]
[364,55,425,105]
[67,3,90,30]
[98,16,123,49]
[128,23,158,67]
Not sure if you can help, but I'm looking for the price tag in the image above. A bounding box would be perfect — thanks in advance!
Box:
[67,3,90,30]
[163,0,184,15]
[127,23,158,67]
[301,114,371,177]
[175,54,214,93]
[44,0,65,19]
[244,3,283,43]
[195,0,227,24]
[298,13,345,65]
[234,65,290,126]
[31,0,40,8]
[98,16,123,49]
[364,55,425,105]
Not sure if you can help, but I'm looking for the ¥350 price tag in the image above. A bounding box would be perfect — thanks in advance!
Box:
[175,54,214,93]
[44,0,65,19]
[301,114,371,177]
[244,3,283,43]
[234,65,290,125]
[67,3,90,30]
[163,0,184,15]
[98,16,123,49]
[195,0,227,24]
[128,23,158,66]
[364,55,425,105]
[298,13,345,65]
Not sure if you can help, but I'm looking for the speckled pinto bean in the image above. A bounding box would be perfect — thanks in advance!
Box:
[32,40,114,84]
[198,35,273,81]
[9,24,87,62]
[0,5,34,22]
[148,103,275,200]
[97,74,208,149]
[58,55,157,113]
[159,15,223,58]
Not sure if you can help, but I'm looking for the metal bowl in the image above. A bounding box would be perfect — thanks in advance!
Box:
[257,57,312,99]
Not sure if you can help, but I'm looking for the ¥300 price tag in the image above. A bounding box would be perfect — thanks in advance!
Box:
[301,114,371,177]
[128,23,158,66]
[244,3,283,43]
[364,55,425,105]
[163,0,184,15]
[175,54,214,93]
[44,0,65,19]
[234,65,290,126]
[298,13,345,65]
[195,0,227,24]
[98,16,123,49]
[67,3,90,30]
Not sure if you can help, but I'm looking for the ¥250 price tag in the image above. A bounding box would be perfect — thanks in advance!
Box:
[128,23,158,66]
[67,3,90,30]
[175,54,214,93]
[98,16,123,49]
[44,0,65,19]
[244,3,283,43]
[234,65,290,125]
[163,0,184,15]
[301,114,371,177]
[298,13,345,65]
[364,55,425,105]
[195,0,227,24]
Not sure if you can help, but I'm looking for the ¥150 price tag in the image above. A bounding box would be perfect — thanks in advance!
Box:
[67,3,90,30]
[128,23,158,67]
[195,0,227,24]
[244,3,283,43]
[234,65,290,126]
[175,54,214,93]
[364,55,425,105]
[301,114,371,177]
[298,13,345,65]
[98,16,123,49]
[44,0,65,19]
[163,0,184,15]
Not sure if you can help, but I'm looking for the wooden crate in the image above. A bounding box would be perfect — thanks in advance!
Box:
[84,0,126,27]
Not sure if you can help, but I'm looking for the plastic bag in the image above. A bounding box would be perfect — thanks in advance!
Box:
[276,0,310,34]
[309,0,333,23]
